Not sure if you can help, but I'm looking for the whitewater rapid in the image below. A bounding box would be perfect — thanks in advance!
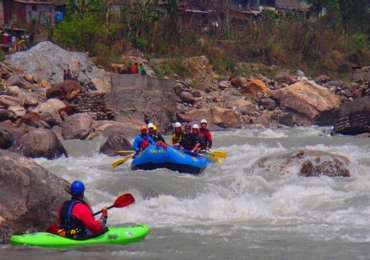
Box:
[4,127,370,260]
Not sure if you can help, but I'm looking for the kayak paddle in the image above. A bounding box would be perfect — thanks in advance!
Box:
[208,150,227,159]
[116,150,135,155]
[47,193,135,233]
[112,154,134,169]
[93,193,135,216]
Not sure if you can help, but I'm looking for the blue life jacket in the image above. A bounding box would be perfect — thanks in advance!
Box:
[132,134,155,152]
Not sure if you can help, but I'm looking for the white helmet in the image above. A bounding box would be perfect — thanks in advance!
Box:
[174,122,182,128]
[201,119,208,124]
[147,122,155,129]
[192,124,200,129]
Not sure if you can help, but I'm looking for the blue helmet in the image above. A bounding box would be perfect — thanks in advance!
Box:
[70,180,85,196]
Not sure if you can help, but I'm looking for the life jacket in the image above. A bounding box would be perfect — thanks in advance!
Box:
[59,199,88,239]
[199,128,212,149]
[172,132,183,145]
[181,133,198,150]
[140,138,150,150]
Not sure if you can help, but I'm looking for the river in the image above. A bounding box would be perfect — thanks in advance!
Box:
[2,127,370,260]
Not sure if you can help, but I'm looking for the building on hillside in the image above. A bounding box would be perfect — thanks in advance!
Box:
[0,0,55,27]
[275,0,310,11]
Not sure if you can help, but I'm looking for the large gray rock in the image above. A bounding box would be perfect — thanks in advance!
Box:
[99,133,132,156]
[10,128,68,159]
[0,150,70,242]
[334,97,370,135]
[254,150,351,177]
[62,113,93,140]
[7,41,110,85]
[106,75,177,132]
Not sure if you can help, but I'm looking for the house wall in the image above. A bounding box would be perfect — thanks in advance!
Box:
[275,0,310,11]
[25,4,54,24]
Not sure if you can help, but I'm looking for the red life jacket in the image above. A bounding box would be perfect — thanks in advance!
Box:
[140,139,150,150]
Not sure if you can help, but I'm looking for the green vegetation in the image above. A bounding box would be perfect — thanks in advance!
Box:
[52,0,370,78]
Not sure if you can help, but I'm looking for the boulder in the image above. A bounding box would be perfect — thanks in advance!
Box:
[11,128,68,159]
[7,106,26,118]
[0,150,69,242]
[231,77,271,98]
[314,74,331,84]
[0,109,16,121]
[223,96,255,115]
[32,98,66,124]
[90,78,112,94]
[0,127,14,149]
[274,71,297,84]
[88,120,141,139]
[6,86,40,107]
[180,91,196,104]
[99,133,132,156]
[40,80,52,89]
[218,80,231,90]
[273,80,341,120]
[255,150,351,177]
[352,66,370,82]
[62,113,93,140]
[46,80,82,101]
[0,95,22,108]
[16,112,51,129]
[177,106,241,128]
[333,97,370,135]
[259,97,277,111]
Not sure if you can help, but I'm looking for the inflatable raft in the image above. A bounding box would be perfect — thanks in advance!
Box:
[131,145,210,174]
[10,225,150,248]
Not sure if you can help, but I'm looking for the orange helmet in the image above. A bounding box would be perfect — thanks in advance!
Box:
[140,125,147,132]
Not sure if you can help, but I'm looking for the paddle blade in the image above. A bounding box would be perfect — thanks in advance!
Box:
[211,150,227,159]
[112,155,133,169]
[113,193,135,208]
[116,150,135,155]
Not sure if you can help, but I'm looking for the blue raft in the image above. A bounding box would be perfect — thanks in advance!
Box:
[131,145,211,174]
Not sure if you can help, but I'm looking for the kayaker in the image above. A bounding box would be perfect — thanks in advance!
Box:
[172,122,183,146]
[180,124,201,153]
[199,119,212,151]
[133,125,155,153]
[58,180,107,239]
[148,123,166,143]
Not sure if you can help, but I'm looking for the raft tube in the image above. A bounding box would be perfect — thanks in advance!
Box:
[10,225,150,248]
[131,145,210,174]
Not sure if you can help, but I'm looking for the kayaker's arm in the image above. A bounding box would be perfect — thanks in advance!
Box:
[72,204,105,234]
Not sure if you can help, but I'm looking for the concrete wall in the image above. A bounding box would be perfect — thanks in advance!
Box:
[25,4,54,24]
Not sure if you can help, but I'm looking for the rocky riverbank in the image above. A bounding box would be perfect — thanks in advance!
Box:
[0,41,368,160]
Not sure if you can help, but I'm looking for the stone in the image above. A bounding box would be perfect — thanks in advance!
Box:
[352,66,370,82]
[11,128,68,159]
[24,74,34,83]
[46,80,82,101]
[0,150,69,242]
[62,113,93,140]
[177,106,241,128]
[0,95,22,108]
[333,97,370,135]
[88,120,141,139]
[33,98,66,116]
[255,150,351,177]
[40,80,52,89]
[0,127,14,149]
[91,78,112,94]
[273,80,341,120]
[231,77,271,98]
[180,91,196,104]
[259,97,277,111]
[6,86,40,107]
[7,106,26,118]
[314,74,331,84]
[0,109,16,121]
[218,80,231,90]
[274,71,296,84]
[99,133,132,156]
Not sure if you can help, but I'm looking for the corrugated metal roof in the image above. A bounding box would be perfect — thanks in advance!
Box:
[14,0,54,4]
[275,0,311,11]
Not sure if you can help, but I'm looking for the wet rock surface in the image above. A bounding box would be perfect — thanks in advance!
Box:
[255,150,351,177]
[0,150,70,242]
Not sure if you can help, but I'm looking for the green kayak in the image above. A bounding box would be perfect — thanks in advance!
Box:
[10,225,150,248]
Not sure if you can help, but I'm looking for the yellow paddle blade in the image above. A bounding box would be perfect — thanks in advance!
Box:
[112,155,133,169]
[116,150,135,155]
[207,150,227,159]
